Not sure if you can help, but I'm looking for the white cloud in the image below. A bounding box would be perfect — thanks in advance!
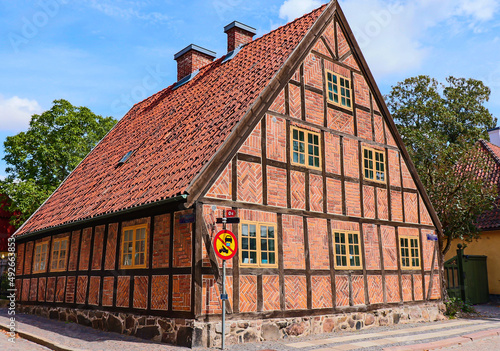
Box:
[0,95,42,132]
[341,0,499,76]
[279,0,325,22]
[459,0,499,21]
[85,0,170,23]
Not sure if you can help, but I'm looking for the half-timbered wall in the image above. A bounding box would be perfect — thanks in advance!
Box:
[15,207,194,318]
[199,15,441,318]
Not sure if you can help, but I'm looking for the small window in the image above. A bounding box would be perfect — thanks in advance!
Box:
[326,70,352,109]
[240,222,277,268]
[333,231,362,269]
[118,150,134,165]
[400,236,420,269]
[121,225,147,269]
[33,242,48,273]
[51,238,69,271]
[363,147,386,183]
[291,127,321,169]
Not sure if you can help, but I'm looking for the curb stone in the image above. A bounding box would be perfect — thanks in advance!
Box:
[0,322,86,351]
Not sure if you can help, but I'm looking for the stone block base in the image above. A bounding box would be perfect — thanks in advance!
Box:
[18,302,446,348]
[17,305,196,347]
[193,302,447,348]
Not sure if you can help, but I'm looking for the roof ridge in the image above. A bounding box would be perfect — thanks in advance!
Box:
[479,139,500,167]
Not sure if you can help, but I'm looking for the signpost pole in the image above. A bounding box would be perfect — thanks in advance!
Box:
[221,211,226,350]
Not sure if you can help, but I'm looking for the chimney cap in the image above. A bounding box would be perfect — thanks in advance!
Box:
[224,21,257,35]
[174,44,217,60]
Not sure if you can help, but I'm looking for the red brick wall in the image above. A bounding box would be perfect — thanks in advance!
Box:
[65,276,76,303]
[24,241,33,275]
[267,166,287,207]
[308,218,329,270]
[173,210,192,268]
[16,242,24,275]
[116,276,130,308]
[312,276,332,309]
[237,161,263,204]
[102,277,114,307]
[282,214,305,269]
[151,275,169,310]
[172,275,191,311]
[262,275,280,311]
[104,224,117,270]
[79,227,92,271]
[205,162,232,200]
[239,122,261,157]
[68,230,80,271]
[91,225,104,270]
[153,214,170,269]
[76,276,87,304]
[133,276,148,309]
[266,114,286,162]
[285,276,307,310]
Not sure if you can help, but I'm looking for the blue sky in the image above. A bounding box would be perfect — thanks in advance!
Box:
[1,0,500,180]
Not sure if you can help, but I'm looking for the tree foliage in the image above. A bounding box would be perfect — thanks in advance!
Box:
[386,76,498,255]
[0,99,117,226]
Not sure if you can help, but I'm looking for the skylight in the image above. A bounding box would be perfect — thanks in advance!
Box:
[118,150,134,165]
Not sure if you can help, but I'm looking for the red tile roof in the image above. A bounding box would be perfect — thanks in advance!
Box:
[16,4,328,237]
[476,140,500,230]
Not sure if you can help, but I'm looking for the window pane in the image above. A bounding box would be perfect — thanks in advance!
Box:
[269,239,275,251]
[250,225,256,237]
[261,239,268,251]
[300,154,305,164]
[242,238,249,250]
[250,238,257,250]
[261,226,267,238]
[261,252,268,264]
[250,251,257,263]
[242,251,249,263]
[269,252,275,264]
[268,226,275,238]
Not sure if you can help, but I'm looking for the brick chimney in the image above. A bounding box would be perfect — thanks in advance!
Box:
[174,44,216,81]
[224,21,256,53]
[488,127,500,147]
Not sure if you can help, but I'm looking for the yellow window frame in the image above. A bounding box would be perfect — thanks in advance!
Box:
[33,242,48,273]
[400,236,421,269]
[290,126,322,170]
[239,221,278,268]
[50,237,69,272]
[325,70,352,110]
[120,224,148,269]
[333,231,363,270]
[362,146,386,183]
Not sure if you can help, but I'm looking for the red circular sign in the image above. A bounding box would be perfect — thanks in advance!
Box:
[213,230,238,260]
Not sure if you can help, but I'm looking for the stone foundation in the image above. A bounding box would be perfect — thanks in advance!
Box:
[17,304,196,347]
[18,302,446,348]
[195,302,446,347]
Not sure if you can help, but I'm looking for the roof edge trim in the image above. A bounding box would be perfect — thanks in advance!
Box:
[15,195,188,240]
[174,44,216,60]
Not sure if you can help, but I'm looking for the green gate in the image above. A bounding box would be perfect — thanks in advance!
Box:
[444,244,489,304]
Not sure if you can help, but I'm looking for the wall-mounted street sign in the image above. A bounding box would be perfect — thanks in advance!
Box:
[179,213,195,224]
[227,210,236,218]
[427,233,438,241]
[213,230,238,260]
[216,217,240,224]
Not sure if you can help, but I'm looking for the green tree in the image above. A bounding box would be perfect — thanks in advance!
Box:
[386,76,498,255]
[0,99,117,226]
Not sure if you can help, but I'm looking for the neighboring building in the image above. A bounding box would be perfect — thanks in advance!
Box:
[14,2,443,347]
[445,128,500,297]
[0,195,16,257]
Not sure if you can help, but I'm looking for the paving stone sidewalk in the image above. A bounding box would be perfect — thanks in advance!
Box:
[2,305,500,350]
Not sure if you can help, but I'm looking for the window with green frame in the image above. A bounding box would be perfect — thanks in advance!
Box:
[291,127,321,169]
[240,222,277,267]
[400,236,420,269]
[326,70,352,109]
[363,147,386,182]
[333,231,362,269]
